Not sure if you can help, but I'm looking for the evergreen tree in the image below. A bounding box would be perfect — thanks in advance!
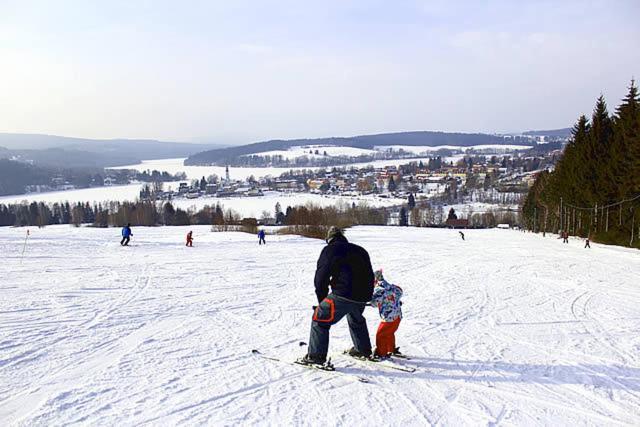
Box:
[612,79,640,197]
[408,193,416,209]
[588,95,614,202]
[399,207,408,226]
[163,202,176,225]
[387,176,397,192]
[522,81,640,247]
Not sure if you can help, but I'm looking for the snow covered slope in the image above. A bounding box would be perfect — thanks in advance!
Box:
[1,226,639,425]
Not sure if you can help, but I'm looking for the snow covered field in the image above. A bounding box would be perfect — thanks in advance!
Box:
[108,157,440,181]
[1,226,639,425]
[246,145,377,159]
[167,191,404,218]
[0,184,146,206]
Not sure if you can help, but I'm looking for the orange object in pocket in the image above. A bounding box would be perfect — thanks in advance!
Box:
[313,298,335,323]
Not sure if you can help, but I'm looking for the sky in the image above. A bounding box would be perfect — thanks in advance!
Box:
[0,0,639,144]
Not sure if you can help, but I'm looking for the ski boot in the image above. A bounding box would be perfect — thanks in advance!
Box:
[345,347,379,362]
[295,354,335,371]
[390,347,410,359]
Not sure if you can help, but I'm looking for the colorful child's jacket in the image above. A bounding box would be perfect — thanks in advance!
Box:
[371,278,403,322]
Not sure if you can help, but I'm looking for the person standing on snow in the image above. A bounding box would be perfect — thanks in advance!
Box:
[120,223,132,246]
[584,237,591,248]
[258,229,266,245]
[459,231,465,241]
[371,270,404,358]
[299,227,375,366]
[186,230,194,247]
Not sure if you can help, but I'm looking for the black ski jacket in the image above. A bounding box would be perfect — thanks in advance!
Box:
[314,235,374,303]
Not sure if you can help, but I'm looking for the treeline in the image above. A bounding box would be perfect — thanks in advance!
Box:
[277,203,388,239]
[0,201,240,228]
[0,159,52,196]
[0,200,387,237]
[523,80,640,248]
[184,131,530,166]
[0,158,186,197]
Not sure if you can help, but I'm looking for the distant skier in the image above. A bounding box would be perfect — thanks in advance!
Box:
[371,270,404,358]
[186,230,193,247]
[120,224,132,246]
[459,231,465,241]
[258,229,266,245]
[562,231,569,244]
[584,238,591,249]
[299,227,374,367]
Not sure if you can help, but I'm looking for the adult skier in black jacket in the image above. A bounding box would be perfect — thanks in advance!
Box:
[300,227,375,365]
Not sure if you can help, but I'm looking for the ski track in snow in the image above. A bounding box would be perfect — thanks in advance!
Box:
[0,225,639,426]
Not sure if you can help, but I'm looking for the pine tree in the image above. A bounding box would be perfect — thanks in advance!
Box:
[587,95,614,202]
[399,207,408,226]
[613,79,640,197]
[387,176,397,192]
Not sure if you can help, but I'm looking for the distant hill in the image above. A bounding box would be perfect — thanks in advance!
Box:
[186,131,531,166]
[523,128,572,138]
[0,133,224,168]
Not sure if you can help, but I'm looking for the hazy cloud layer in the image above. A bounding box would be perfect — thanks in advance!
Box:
[1,0,638,143]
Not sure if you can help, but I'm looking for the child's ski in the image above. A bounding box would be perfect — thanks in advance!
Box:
[390,353,411,360]
[340,350,417,373]
[251,350,371,383]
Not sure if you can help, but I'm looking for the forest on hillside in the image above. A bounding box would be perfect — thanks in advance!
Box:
[184,131,534,166]
[523,80,640,248]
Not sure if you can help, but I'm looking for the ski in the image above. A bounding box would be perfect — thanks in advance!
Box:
[251,349,371,383]
[389,353,411,360]
[340,350,417,373]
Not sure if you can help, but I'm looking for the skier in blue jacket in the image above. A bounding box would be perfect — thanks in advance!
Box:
[120,224,132,246]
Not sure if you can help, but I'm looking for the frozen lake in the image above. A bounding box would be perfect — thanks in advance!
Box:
[108,157,441,181]
[0,187,405,218]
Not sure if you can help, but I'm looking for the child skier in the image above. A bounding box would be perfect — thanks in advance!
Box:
[120,224,132,246]
[370,269,403,358]
[186,230,193,247]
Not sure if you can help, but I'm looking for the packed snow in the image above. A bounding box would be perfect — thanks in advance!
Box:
[1,225,639,425]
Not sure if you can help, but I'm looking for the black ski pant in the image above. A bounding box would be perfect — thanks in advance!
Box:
[307,294,371,362]
[259,237,266,245]
[120,236,130,246]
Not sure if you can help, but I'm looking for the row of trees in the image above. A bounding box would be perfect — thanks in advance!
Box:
[0,198,388,235]
[0,201,240,228]
[522,80,640,247]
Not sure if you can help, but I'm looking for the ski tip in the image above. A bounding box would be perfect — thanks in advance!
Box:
[251,349,260,354]
[298,341,308,346]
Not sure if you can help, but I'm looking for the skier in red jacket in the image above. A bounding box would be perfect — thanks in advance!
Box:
[186,230,194,247]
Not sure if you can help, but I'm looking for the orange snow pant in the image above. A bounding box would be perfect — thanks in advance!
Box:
[375,318,401,356]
